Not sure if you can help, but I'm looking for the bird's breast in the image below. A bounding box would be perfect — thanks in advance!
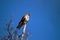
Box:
[25,15,29,21]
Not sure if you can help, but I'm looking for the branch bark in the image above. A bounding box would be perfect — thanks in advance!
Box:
[20,24,26,40]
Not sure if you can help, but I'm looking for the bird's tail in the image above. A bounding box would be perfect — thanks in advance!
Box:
[17,22,23,29]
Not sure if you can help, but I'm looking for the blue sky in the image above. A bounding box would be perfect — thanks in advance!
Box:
[0,0,60,40]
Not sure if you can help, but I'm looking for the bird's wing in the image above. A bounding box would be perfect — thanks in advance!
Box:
[17,16,25,29]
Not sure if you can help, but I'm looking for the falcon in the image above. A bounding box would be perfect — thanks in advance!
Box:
[17,13,30,29]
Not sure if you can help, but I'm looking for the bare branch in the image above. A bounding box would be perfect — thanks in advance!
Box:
[6,19,12,40]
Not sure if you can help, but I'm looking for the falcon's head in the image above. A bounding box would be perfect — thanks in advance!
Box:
[24,13,30,21]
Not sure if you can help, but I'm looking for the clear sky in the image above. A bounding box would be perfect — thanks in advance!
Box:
[0,0,60,40]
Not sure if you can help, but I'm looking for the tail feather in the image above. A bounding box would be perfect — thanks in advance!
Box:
[17,22,23,29]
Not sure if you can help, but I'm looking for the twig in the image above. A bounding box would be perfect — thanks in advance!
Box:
[6,19,12,40]
[20,24,26,40]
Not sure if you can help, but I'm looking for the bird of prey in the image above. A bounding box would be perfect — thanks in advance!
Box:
[17,13,30,29]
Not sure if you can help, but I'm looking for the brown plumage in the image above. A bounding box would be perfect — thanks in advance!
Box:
[17,13,30,29]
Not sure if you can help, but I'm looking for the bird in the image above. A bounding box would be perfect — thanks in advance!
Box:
[17,13,30,29]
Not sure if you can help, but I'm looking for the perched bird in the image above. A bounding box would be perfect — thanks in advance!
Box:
[17,13,30,29]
